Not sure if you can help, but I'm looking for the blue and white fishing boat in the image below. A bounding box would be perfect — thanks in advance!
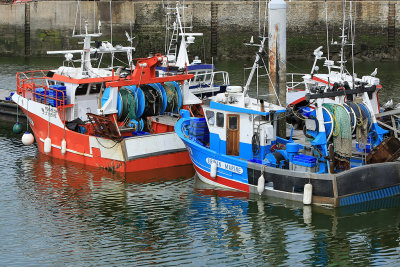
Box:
[175,37,400,207]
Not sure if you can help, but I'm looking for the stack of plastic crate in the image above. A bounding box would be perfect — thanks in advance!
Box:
[189,118,209,145]
[47,85,66,106]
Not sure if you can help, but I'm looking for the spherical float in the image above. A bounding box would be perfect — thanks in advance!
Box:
[21,132,34,146]
[13,122,22,134]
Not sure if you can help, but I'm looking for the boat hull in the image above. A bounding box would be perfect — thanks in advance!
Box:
[17,96,192,174]
[177,117,400,207]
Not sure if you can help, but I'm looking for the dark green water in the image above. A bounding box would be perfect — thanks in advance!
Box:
[1,57,400,265]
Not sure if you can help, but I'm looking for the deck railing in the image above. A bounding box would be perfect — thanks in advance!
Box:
[286,73,307,92]
[16,70,70,123]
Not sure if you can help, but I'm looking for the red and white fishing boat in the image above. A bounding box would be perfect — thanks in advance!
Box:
[12,27,201,173]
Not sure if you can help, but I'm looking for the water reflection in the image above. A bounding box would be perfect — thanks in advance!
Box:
[193,177,400,265]
[2,122,400,265]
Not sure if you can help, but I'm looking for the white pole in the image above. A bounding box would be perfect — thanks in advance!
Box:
[268,0,286,137]
[268,0,286,106]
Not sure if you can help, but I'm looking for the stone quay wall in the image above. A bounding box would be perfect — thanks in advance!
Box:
[0,1,399,60]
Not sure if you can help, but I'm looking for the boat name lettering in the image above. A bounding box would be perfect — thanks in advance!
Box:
[206,158,243,174]
[41,106,58,118]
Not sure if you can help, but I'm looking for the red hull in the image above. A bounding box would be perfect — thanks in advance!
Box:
[193,164,250,193]
[25,108,191,173]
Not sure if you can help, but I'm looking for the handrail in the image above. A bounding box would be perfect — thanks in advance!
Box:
[16,70,69,124]
[286,72,307,92]
[188,70,230,91]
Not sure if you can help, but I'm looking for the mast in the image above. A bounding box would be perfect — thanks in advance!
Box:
[339,0,347,77]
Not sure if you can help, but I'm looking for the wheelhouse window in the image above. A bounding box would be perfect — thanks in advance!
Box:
[89,83,103,94]
[75,84,88,96]
[216,112,224,127]
[206,110,215,126]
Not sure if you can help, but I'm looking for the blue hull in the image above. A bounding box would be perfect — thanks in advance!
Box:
[176,116,400,207]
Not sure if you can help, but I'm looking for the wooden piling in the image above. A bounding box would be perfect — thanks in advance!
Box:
[211,2,218,57]
[388,2,396,47]
[24,3,30,56]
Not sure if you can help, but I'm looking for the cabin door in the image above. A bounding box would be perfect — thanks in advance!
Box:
[226,114,240,156]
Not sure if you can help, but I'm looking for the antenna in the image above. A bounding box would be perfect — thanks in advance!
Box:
[182,0,186,35]
[339,0,347,76]
[109,0,113,44]
[325,0,330,60]
[350,1,356,89]
[73,0,79,36]
[258,0,261,37]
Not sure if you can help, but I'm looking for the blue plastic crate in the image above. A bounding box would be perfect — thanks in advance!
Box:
[189,127,209,135]
[50,84,66,91]
[35,88,45,102]
[292,154,316,167]
[190,117,207,128]
[46,88,66,106]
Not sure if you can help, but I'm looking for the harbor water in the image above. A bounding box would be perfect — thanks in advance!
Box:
[1,57,400,265]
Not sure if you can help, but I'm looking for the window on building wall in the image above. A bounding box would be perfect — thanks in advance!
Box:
[75,84,88,96]
[216,112,224,127]
[206,110,215,126]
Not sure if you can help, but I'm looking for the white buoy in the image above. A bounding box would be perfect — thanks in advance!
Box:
[21,132,34,146]
[61,139,67,155]
[210,162,217,178]
[303,183,313,205]
[44,137,52,154]
[257,174,265,195]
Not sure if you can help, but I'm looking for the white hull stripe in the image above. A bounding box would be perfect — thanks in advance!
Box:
[39,138,94,158]
[192,160,249,188]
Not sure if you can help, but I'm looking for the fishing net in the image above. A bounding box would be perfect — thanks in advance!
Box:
[347,102,369,147]
[323,103,352,159]
[164,82,179,113]
[119,86,136,121]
